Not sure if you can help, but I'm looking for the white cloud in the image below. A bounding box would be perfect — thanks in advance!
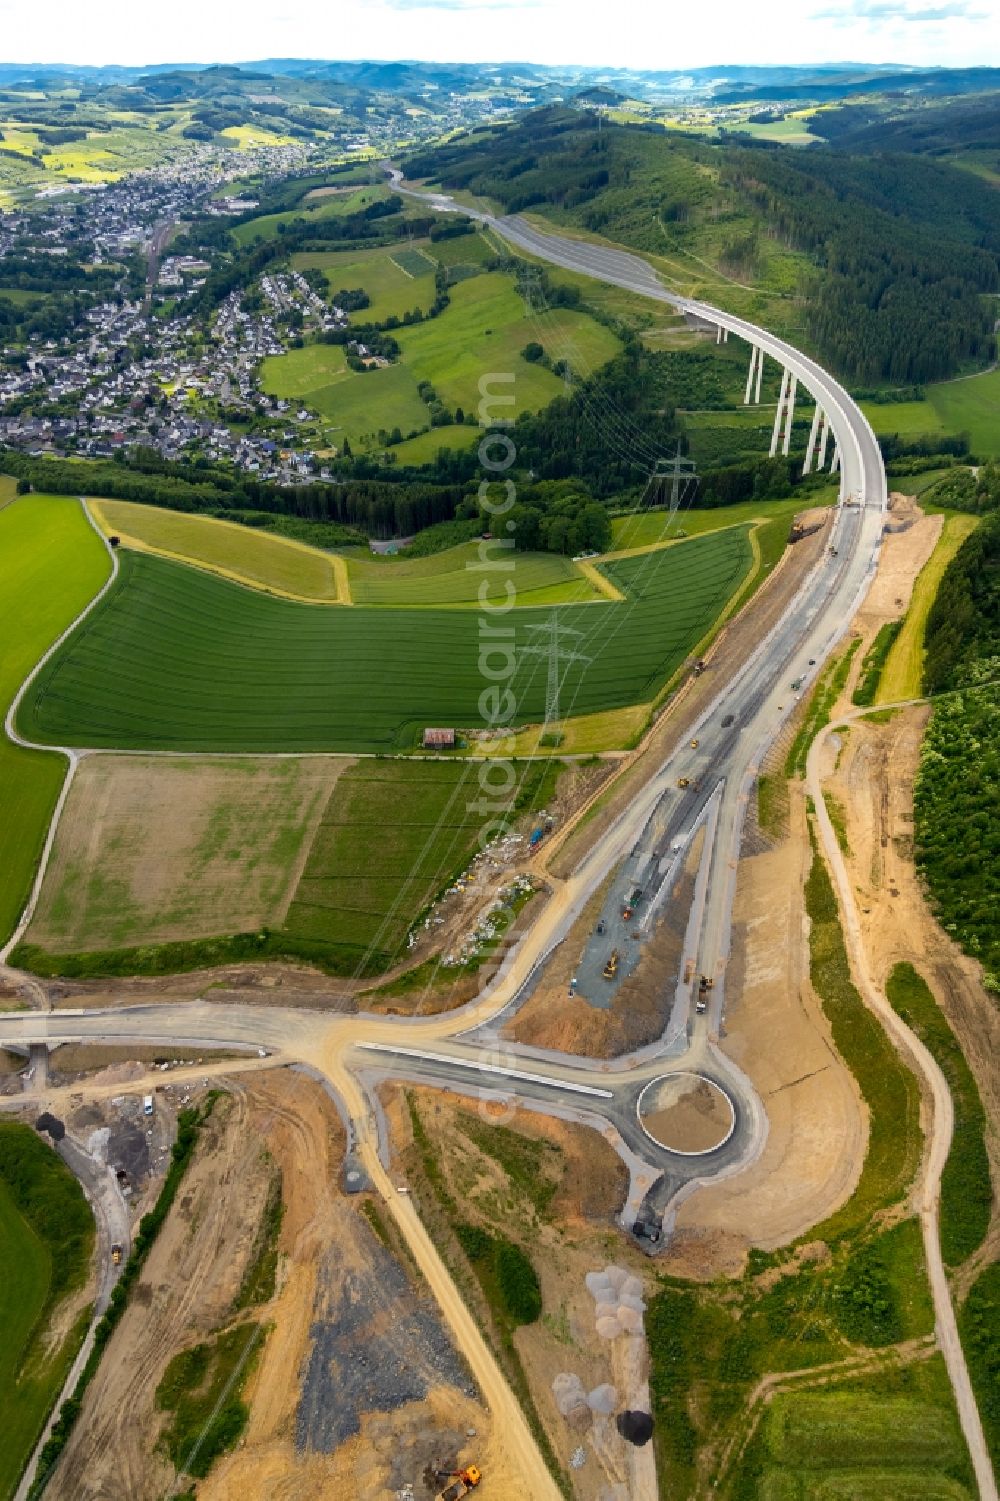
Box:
[0,0,996,69]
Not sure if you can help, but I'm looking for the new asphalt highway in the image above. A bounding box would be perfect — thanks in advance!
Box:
[0,182,900,1501]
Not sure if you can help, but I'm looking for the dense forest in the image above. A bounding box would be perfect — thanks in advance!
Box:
[915,512,1000,988]
[809,93,1000,154]
[404,108,1000,385]
[727,148,999,383]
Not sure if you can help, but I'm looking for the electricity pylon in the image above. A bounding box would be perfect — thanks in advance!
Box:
[523,618,591,729]
[641,442,697,514]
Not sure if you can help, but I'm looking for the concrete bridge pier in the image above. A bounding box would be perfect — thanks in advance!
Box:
[803,404,823,474]
[781,375,798,457]
[769,367,790,456]
[744,344,760,405]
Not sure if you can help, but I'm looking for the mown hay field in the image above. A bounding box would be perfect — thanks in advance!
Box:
[26,754,351,952]
[90,498,346,603]
[21,525,753,754]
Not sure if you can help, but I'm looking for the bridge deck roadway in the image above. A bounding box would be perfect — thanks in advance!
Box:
[2,183,887,1250]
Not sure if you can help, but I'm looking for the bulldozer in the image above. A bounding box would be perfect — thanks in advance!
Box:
[435,1465,482,1501]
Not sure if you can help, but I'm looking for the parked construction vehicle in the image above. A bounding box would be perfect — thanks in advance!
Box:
[111,1243,123,1265]
[677,776,690,789]
[603,950,620,980]
[435,1465,482,1500]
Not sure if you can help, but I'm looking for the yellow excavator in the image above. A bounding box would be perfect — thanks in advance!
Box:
[435,1465,482,1501]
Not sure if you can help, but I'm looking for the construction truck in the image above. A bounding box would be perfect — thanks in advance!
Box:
[111,1243,123,1265]
[435,1466,482,1501]
[603,950,620,980]
[696,974,714,1014]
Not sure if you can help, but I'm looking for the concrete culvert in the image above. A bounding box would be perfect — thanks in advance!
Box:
[617,1410,654,1446]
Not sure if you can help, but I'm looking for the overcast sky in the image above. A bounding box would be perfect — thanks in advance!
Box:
[0,0,994,70]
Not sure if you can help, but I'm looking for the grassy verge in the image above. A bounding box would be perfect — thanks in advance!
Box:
[785,639,861,779]
[0,1125,95,1501]
[878,514,980,703]
[823,790,850,854]
[155,1323,262,1479]
[801,829,923,1240]
[853,622,902,707]
[885,964,991,1267]
[29,1096,219,1498]
[958,1263,1000,1469]
[234,1168,283,1309]
[756,771,788,840]
[728,1355,976,1499]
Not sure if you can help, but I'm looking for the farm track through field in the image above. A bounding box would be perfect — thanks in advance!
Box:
[7,188,995,1501]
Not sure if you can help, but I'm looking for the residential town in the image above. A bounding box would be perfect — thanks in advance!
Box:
[0,143,360,484]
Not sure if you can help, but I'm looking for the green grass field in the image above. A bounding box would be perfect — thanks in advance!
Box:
[290,242,438,322]
[861,399,945,440]
[20,526,753,754]
[282,759,489,968]
[259,353,429,448]
[756,1377,973,1499]
[878,513,980,702]
[90,498,345,603]
[260,269,621,448]
[861,366,1000,459]
[394,270,621,407]
[0,1177,53,1499]
[258,340,347,398]
[345,541,604,606]
[231,184,387,246]
[0,1122,95,1501]
[0,496,110,944]
[927,367,1000,458]
[610,497,808,553]
[388,424,480,465]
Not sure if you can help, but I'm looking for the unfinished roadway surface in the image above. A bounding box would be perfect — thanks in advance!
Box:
[9,190,977,1500]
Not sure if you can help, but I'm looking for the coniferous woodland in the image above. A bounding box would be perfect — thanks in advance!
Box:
[405,108,1000,385]
[916,509,1000,989]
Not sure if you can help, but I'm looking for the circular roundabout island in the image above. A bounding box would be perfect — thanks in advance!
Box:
[637,1072,736,1156]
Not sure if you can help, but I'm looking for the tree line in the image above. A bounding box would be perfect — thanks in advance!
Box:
[916,510,1000,989]
[405,106,1000,385]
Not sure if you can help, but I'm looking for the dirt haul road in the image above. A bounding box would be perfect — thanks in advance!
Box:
[807,715,997,1501]
[323,1045,564,1501]
[2,202,892,1498]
